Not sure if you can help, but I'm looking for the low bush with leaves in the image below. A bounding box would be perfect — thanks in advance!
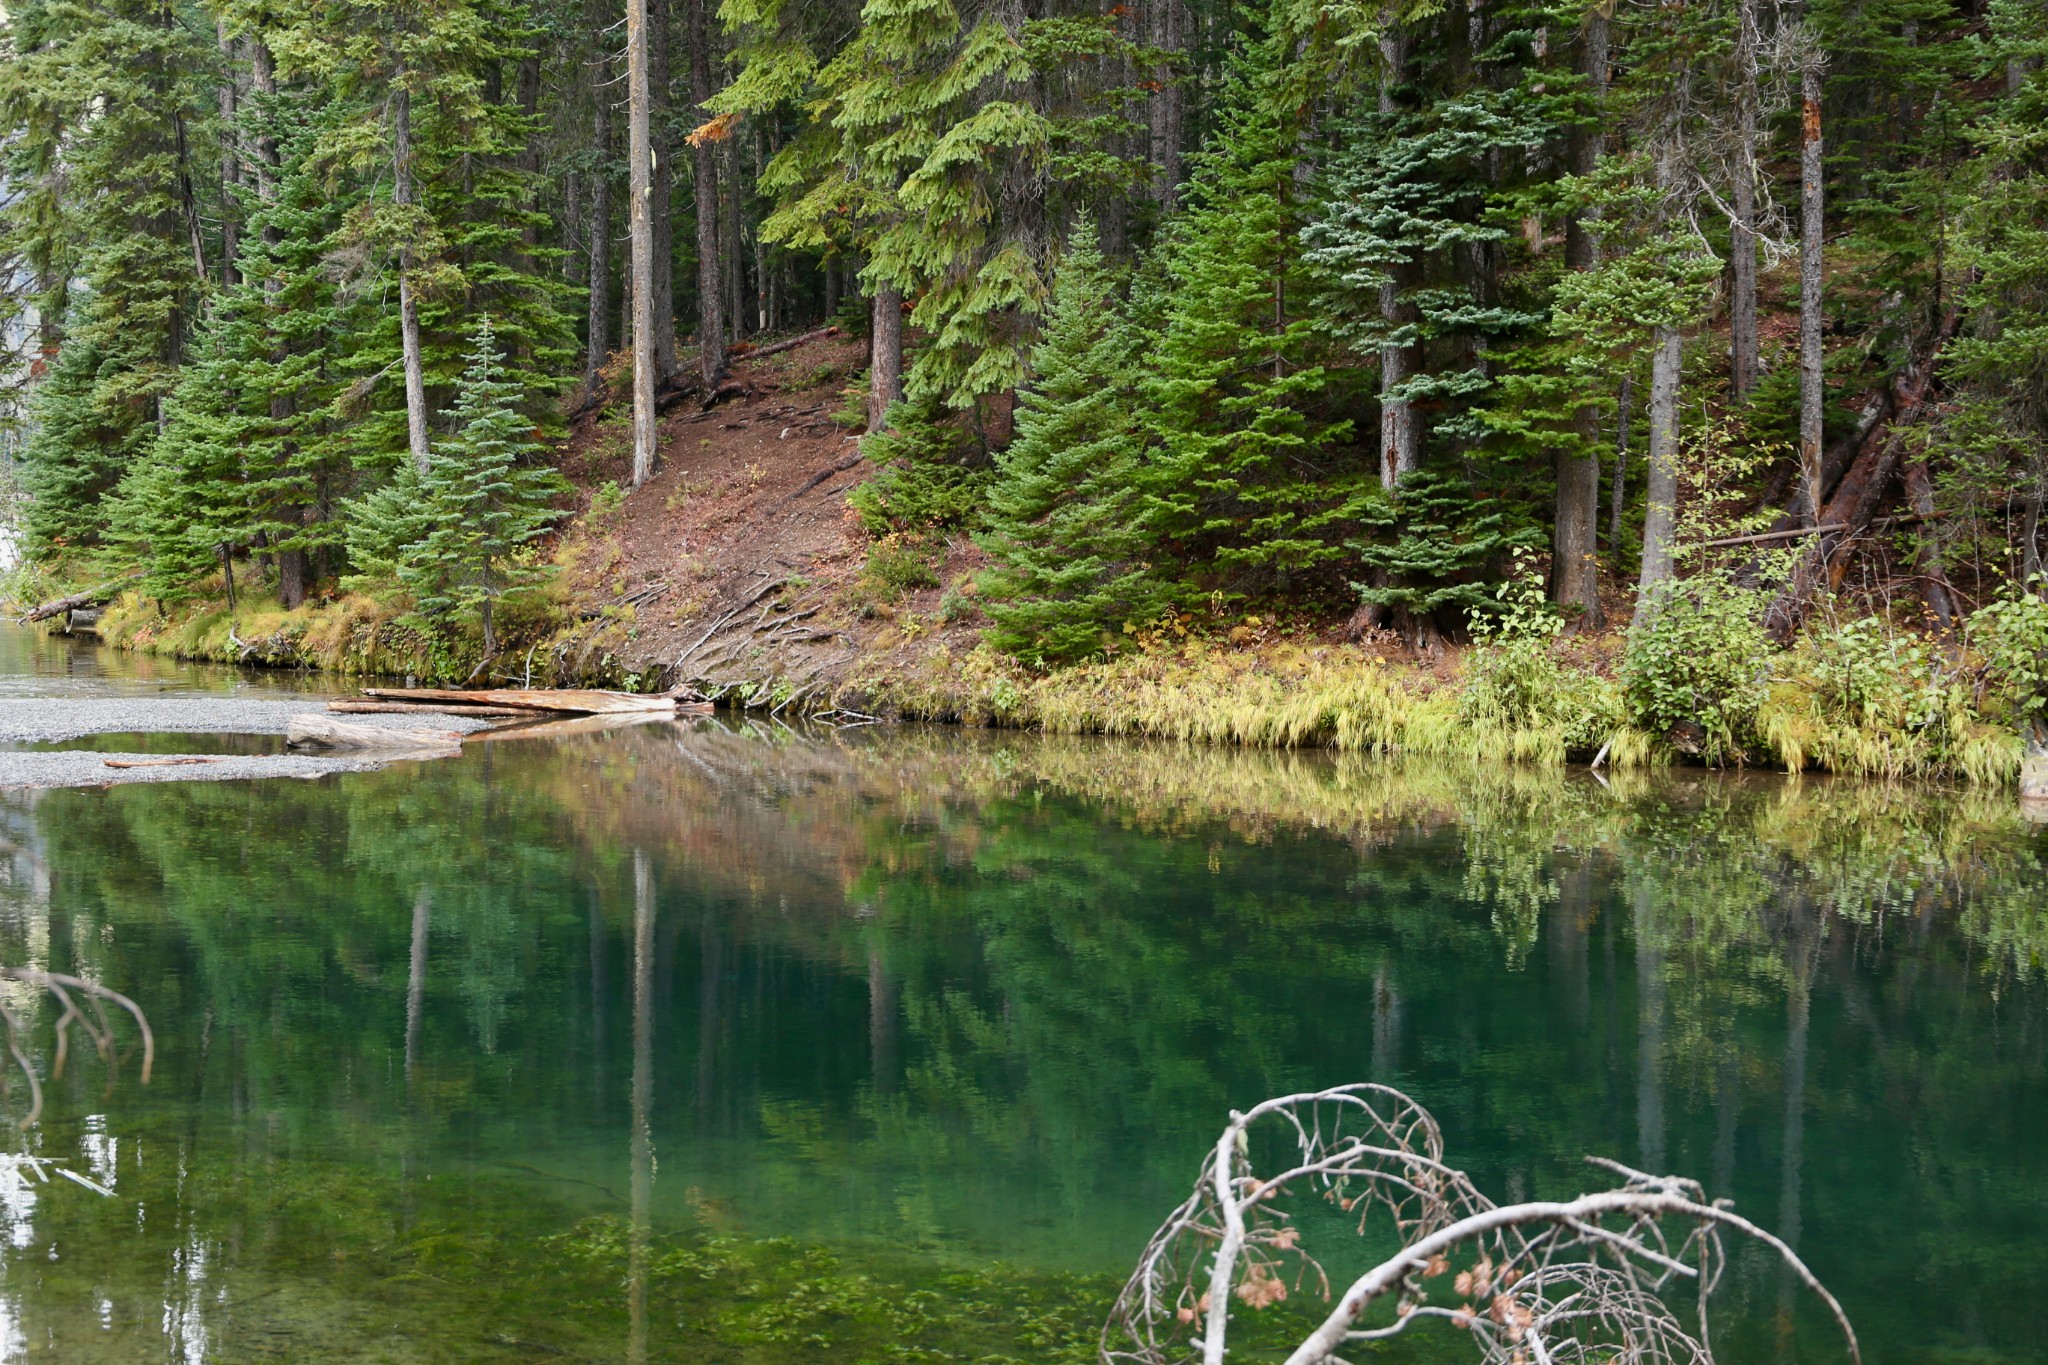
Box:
[1459,562,1624,761]
[1621,574,1773,764]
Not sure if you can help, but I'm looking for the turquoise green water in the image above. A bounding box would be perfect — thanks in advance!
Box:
[0,630,2045,1361]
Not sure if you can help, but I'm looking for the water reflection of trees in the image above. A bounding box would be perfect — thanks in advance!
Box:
[1,726,2045,1356]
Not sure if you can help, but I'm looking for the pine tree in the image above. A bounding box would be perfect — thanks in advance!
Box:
[110,93,360,603]
[1140,40,1363,594]
[976,219,1181,662]
[348,317,566,654]
[7,0,217,552]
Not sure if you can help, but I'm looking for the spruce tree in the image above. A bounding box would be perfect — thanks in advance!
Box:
[348,317,566,654]
[1141,39,1364,593]
[976,219,1180,662]
[111,93,360,603]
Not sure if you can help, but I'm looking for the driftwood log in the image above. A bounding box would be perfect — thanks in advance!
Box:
[328,700,530,717]
[360,686,681,714]
[102,757,221,770]
[285,716,463,751]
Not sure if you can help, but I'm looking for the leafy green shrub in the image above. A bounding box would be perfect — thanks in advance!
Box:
[846,396,987,534]
[1621,575,1773,764]
[1460,562,1623,760]
[853,535,940,615]
[1763,612,2016,782]
[1970,578,2048,723]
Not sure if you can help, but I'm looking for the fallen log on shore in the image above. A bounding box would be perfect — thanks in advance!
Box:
[103,757,222,770]
[360,686,692,715]
[18,573,144,624]
[286,716,463,751]
[329,700,530,717]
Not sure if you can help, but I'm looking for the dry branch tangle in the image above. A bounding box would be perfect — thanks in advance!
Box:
[1103,1084,1857,1365]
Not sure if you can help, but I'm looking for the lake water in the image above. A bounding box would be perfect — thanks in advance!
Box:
[0,628,2044,1362]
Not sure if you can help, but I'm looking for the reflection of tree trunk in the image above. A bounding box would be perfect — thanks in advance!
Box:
[1370,965,1402,1081]
[1549,863,1592,1029]
[1634,889,1665,1174]
[405,888,431,1084]
[629,850,655,1365]
[868,946,897,1095]
[590,890,608,1110]
[1776,917,1814,1335]
[1713,1050,1740,1200]
[695,916,721,1113]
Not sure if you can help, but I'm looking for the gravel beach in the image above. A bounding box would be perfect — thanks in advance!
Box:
[0,697,497,789]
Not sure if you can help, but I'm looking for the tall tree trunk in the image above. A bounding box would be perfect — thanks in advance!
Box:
[1634,327,1682,613]
[1797,60,1826,524]
[1376,20,1418,490]
[1552,10,1608,626]
[648,0,678,381]
[217,22,240,287]
[393,80,434,477]
[1729,0,1762,400]
[686,0,725,387]
[1610,373,1632,562]
[723,139,746,338]
[626,0,659,487]
[585,66,614,398]
[516,55,542,252]
[1149,0,1184,207]
[868,284,903,433]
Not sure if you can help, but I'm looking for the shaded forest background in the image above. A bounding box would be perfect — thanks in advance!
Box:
[1,0,2045,694]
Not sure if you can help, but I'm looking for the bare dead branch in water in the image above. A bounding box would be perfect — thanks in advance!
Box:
[1104,1083,1857,1365]
[0,969,154,1128]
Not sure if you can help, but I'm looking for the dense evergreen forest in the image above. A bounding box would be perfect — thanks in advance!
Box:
[2,0,2045,706]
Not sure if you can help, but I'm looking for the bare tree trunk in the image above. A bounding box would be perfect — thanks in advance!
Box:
[626,0,659,487]
[648,0,678,382]
[686,0,725,387]
[1149,0,1184,207]
[1552,11,1608,626]
[1902,456,1956,629]
[868,284,903,433]
[1376,21,1417,491]
[1610,374,1632,559]
[723,139,746,339]
[585,65,613,398]
[581,99,610,397]
[393,80,434,477]
[1797,61,1825,524]
[1729,0,1762,400]
[217,22,240,287]
[1634,328,1682,611]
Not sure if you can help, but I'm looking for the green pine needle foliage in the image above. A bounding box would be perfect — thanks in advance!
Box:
[975,218,1185,663]
[346,317,566,654]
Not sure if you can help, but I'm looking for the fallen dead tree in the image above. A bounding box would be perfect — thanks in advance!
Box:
[328,700,530,717]
[1105,1083,1857,1365]
[17,573,143,625]
[1763,310,1959,644]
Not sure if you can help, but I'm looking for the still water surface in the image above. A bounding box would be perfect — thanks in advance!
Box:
[0,629,2044,1362]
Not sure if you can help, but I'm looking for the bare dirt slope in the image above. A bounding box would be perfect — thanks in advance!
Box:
[552,332,983,705]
